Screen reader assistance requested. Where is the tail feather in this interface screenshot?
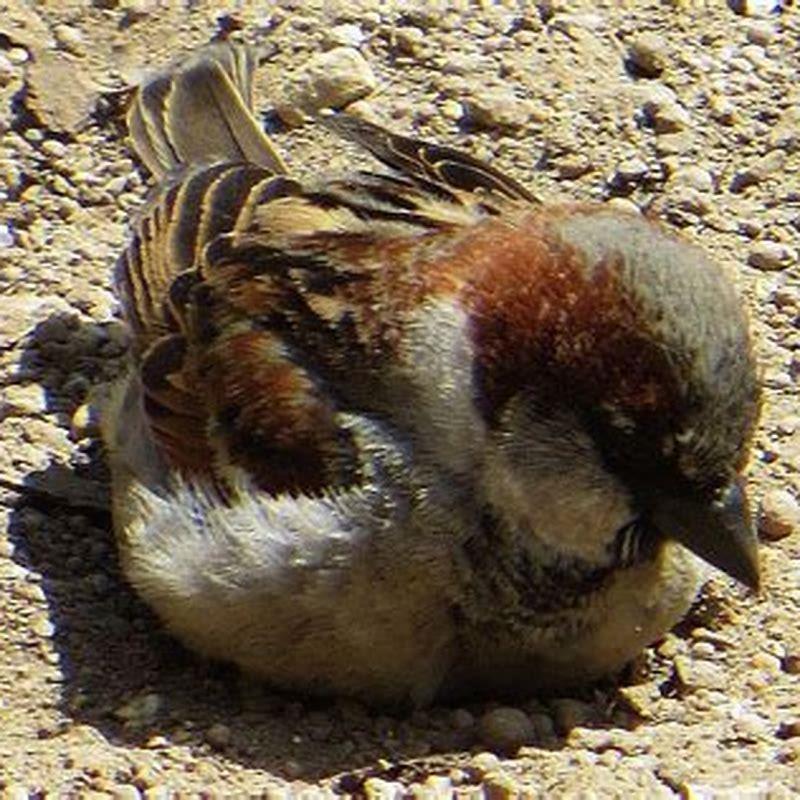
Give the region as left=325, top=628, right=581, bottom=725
left=127, top=43, right=287, bottom=178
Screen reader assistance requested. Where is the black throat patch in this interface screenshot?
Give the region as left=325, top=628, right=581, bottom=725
left=454, top=510, right=661, bottom=633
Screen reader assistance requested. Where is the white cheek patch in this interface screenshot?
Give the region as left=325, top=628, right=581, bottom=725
left=482, top=399, right=636, bottom=565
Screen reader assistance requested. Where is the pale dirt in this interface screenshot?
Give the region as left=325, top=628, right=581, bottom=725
left=0, top=1, right=799, bottom=797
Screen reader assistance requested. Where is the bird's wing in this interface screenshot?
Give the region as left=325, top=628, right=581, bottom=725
left=126, top=42, right=287, bottom=179
left=114, top=42, right=537, bottom=496
left=324, top=114, right=540, bottom=208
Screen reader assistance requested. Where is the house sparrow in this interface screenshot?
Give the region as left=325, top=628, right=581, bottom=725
left=102, top=43, right=761, bottom=707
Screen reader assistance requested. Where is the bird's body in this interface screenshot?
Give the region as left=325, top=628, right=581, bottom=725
left=102, top=44, right=761, bottom=706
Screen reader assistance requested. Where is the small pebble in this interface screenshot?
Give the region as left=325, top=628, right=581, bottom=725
left=31, top=617, right=55, bottom=639
left=777, top=720, right=800, bottom=739
left=550, top=12, right=605, bottom=37
left=733, top=149, right=787, bottom=190
left=627, top=33, right=669, bottom=77
left=204, top=723, right=232, bottom=749
left=555, top=154, right=593, bottom=180
left=263, top=788, right=292, bottom=800
left=144, top=735, right=170, bottom=749
left=614, top=157, right=649, bottom=184
left=482, top=770, right=520, bottom=799
left=782, top=654, right=800, bottom=675
left=730, top=0, right=782, bottom=17
left=739, top=218, right=763, bottom=238
left=7, top=47, right=30, bottom=66
left=278, top=47, right=377, bottom=123
left=54, top=24, right=84, bottom=55
left=528, top=712, right=556, bottom=740
left=759, top=489, right=800, bottom=541
left=740, top=43, right=767, bottom=68
left=440, top=99, right=463, bottom=121
left=2, top=785, right=32, bottom=800
left=392, top=27, right=426, bottom=57
left=665, top=187, right=712, bottom=218
left=440, top=52, right=480, bottom=76
left=0, top=383, right=47, bottom=418
left=654, top=132, right=693, bottom=156
left=419, top=775, right=453, bottom=798
left=106, top=175, right=130, bottom=195
left=463, top=90, right=535, bottom=131
left=748, top=240, right=795, bottom=271
left=112, top=786, right=143, bottom=800
left=674, top=656, right=726, bottom=691
left=550, top=698, right=596, bottom=733
left=449, top=708, right=475, bottom=730
left=746, top=20, right=776, bottom=45
left=143, top=787, right=171, bottom=800
left=616, top=683, right=660, bottom=718
left=751, top=651, right=783, bottom=674
left=667, top=166, right=714, bottom=193
left=769, top=106, right=800, bottom=151
left=636, top=81, right=676, bottom=108
left=690, top=628, right=736, bottom=648
left=709, top=94, right=738, bottom=126
left=605, top=197, right=641, bottom=215
left=25, top=130, right=45, bottom=146
left=470, top=750, right=501, bottom=776
left=479, top=707, right=535, bottom=754
left=645, top=99, right=692, bottom=134
left=114, top=692, right=164, bottom=726
left=324, top=23, right=365, bottom=48
left=363, top=777, right=405, bottom=799
left=121, top=1, right=157, bottom=25
left=690, top=642, right=716, bottom=659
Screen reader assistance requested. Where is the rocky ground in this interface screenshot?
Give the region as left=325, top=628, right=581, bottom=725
left=1, top=1, right=799, bottom=797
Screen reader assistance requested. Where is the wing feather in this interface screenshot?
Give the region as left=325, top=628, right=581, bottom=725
left=324, top=114, right=540, bottom=207
left=127, top=43, right=286, bottom=178
left=113, top=43, right=540, bottom=497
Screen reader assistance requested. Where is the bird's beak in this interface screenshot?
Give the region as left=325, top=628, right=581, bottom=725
left=648, top=480, right=760, bottom=591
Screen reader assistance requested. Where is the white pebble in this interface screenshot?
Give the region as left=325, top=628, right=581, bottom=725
left=614, top=157, right=649, bottom=183
left=0, top=222, right=14, bottom=248
left=730, top=0, right=782, bottom=17
left=759, top=489, right=800, bottom=541
left=668, top=166, right=714, bottom=193
left=463, top=89, right=536, bottom=131
left=627, top=33, right=669, bottom=77
left=280, top=47, right=377, bottom=122
left=674, top=655, right=726, bottom=690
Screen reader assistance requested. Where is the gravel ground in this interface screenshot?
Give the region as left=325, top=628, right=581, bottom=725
left=1, top=1, right=798, bottom=797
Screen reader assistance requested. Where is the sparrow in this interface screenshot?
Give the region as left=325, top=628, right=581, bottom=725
left=102, top=42, right=762, bottom=707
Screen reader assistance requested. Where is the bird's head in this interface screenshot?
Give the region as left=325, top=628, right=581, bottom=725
left=467, top=207, right=761, bottom=587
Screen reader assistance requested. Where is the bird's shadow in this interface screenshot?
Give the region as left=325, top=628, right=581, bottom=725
left=6, top=311, right=672, bottom=788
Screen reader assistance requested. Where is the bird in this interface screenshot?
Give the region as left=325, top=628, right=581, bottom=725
left=101, top=42, right=762, bottom=708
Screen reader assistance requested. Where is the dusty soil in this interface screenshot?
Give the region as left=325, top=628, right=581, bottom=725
left=1, top=1, right=798, bottom=796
